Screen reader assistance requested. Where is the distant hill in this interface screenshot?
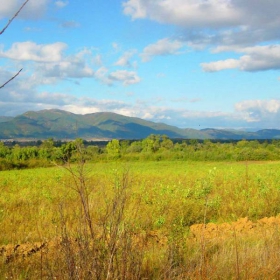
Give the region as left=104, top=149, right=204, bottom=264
left=0, top=109, right=279, bottom=140
left=0, top=116, right=13, bottom=123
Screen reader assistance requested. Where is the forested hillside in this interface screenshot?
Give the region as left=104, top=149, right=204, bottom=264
left=1, top=109, right=280, bottom=140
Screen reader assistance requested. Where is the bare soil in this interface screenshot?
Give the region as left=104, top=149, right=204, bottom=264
left=1, top=216, right=280, bottom=264
left=190, top=216, right=280, bottom=240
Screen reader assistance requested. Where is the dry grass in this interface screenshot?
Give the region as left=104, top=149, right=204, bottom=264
left=1, top=160, right=280, bottom=279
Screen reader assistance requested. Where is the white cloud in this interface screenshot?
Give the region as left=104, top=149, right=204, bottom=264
left=62, top=99, right=129, bottom=115
left=60, top=20, right=80, bottom=29
left=235, top=99, right=280, bottom=123
left=123, top=0, right=147, bottom=19
left=0, top=0, right=49, bottom=20
left=1, top=71, right=280, bottom=129
left=202, top=45, right=280, bottom=72
left=201, top=59, right=240, bottom=72
left=45, top=50, right=92, bottom=77
left=0, top=42, right=97, bottom=80
left=38, top=59, right=94, bottom=79
left=114, top=50, right=137, bottom=67
left=236, top=100, right=280, bottom=114
left=124, top=0, right=280, bottom=72
left=123, top=0, right=280, bottom=33
left=0, top=41, right=141, bottom=86
left=141, top=38, right=184, bottom=62
left=108, top=70, right=141, bottom=85
left=93, top=67, right=141, bottom=86
left=0, top=41, right=67, bottom=62
left=0, top=68, right=73, bottom=103
left=94, top=67, right=112, bottom=85
left=92, top=54, right=102, bottom=67
left=123, top=0, right=240, bottom=28
left=55, top=1, right=69, bottom=8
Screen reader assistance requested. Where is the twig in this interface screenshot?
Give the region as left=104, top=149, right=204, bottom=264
left=0, top=68, right=23, bottom=89
left=0, top=0, right=30, bottom=35
left=0, top=0, right=30, bottom=88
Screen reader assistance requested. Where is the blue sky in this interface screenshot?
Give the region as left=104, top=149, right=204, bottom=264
left=1, top=0, right=280, bottom=130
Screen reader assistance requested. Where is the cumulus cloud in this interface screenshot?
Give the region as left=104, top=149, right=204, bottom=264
left=0, top=68, right=68, bottom=117
left=123, top=0, right=280, bottom=34
left=93, top=67, right=112, bottom=85
left=37, top=59, right=94, bottom=79
left=108, top=70, right=141, bottom=85
left=202, top=45, right=280, bottom=72
left=0, top=41, right=67, bottom=62
left=77, top=66, right=141, bottom=87
left=201, top=59, right=240, bottom=72
left=0, top=73, right=138, bottom=116
left=114, top=50, right=137, bottom=67
left=123, top=0, right=280, bottom=72
left=141, top=38, right=184, bottom=62
left=0, top=41, right=142, bottom=86
left=235, top=99, right=280, bottom=123
left=123, top=0, right=239, bottom=28
left=93, top=54, right=103, bottom=66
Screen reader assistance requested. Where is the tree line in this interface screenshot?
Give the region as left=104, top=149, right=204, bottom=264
left=1, top=135, right=280, bottom=170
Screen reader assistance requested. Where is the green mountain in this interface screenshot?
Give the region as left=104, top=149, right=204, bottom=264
left=0, top=109, right=279, bottom=140
left=0, top=109, right=208, bottom=139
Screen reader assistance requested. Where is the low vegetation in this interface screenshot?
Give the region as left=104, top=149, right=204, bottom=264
left=1, top=137, right=280, bottom=278
left=1, top=135, right=280, bottom=171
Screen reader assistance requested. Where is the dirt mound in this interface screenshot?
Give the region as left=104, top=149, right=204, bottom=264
left=190, top=216, right=280, bottom=240
left=0, top=237, right=69, bottom=264
left=2, top=216, right=280, bottom=264
left=1, top=242, right=47, bottom=264
left=0, top=233, right=165, bottom=264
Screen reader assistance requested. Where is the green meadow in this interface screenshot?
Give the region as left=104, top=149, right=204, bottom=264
left=1, top=160, right=280, bottom=278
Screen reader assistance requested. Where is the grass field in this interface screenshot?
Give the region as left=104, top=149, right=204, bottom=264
left=1, top=160, right=280, bottom=278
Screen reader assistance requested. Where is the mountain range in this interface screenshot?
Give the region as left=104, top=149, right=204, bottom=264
left=0, top=109, right=279, bottom=140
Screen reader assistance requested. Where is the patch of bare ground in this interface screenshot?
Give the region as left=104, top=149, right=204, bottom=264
left=2, top=217, right=280, bottom=279
left=1, top=216, right=280, bottom=263
left=190, top=216, right=280, bottom=240
left=0, top=238, right=61, bottom=264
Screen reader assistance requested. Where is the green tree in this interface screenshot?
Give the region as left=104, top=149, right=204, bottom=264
left=142, top=134, right=160, bottom=153
left=160, top=135, right=174, bottom=150
left=126, top=141, right=142, bottom=153
left=39, top=138, right=55, bottom=160
left=40, top=138, right=55, bottom=149
left=106, top=139, right=121, bottom=159
left=61, top=141, right=78, bottom=162
left=0, top=142, right=10, bottom=158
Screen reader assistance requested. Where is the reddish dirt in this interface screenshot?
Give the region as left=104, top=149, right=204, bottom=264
left=1, top=241, right=47, bottom=264
left=1, top=216, right=280, bottom=264
left=190, top=216, right=280, bottom=240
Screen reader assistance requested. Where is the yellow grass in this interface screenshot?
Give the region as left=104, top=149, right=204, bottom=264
left=1, top=161, right=280, bottom=279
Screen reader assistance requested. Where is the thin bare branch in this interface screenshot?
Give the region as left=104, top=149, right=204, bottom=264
left=0, top=0, right=30, bottom=89
left=0, top=0, right=30, bottom=35
left=0, top=68, right=23, bottom=89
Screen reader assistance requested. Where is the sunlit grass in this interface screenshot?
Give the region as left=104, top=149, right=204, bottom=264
left=1, top=160, right=280, bottom=278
